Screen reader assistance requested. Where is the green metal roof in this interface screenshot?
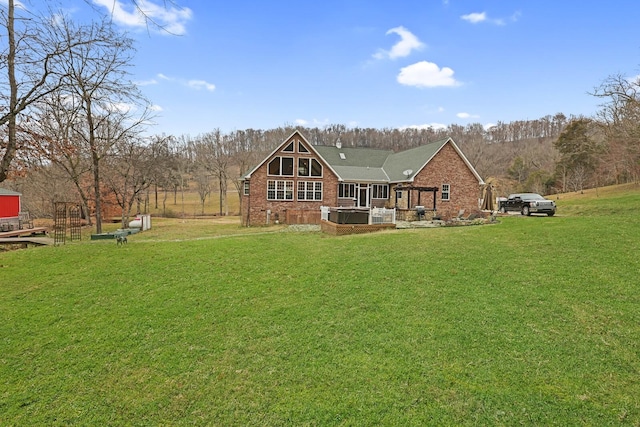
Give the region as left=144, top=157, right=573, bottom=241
left=314, top=138, right=450, bottom=183
left=313, top=145, right=392, bottom=182
left=331, top=165, right=389, bottom=182
left=313, top=145, right=392, bottom=168
left=241, top=130, right=483, bottom=185
left=383, top=138, right=449, bottom=182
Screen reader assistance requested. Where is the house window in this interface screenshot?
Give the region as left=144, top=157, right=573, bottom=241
left=243, top=181, right=250, bottom=196
left=372, top=184, right=389, bottom=199
left=268, top=157, right=294, bottom=176
left=267, top=180, right=294, bottom=200
left=283, top=141, right=294, bottom=152
left=298, top=158, right=322, bottom=177
left=339, top=183, right=355, bottom=198
left=298, top=141, right=309, bottom=153
left=442, top=184, right=450, bottom=201
left=297, top=181, right=322, bottom=201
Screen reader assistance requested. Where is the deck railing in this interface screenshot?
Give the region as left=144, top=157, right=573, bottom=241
left=370, top=207, right=396, bottom=224
left=320, top=206, right=330, bottom=221
left=321, top=206, right=396, bottom=225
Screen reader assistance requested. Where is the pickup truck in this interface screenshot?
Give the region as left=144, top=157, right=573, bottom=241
left=498, top=193, right=556, bottom=216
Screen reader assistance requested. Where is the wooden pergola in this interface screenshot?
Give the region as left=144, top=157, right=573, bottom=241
left=394, top=185, right=439, bottom=211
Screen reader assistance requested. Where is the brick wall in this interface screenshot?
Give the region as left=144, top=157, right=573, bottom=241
left=411, top=142, right=482, bottom=220
left=241, top=136, right=339, bottom=226
left=241, top=136, right=483, bottom=225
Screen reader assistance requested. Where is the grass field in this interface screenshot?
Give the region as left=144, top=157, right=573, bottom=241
left=144, top=187, right=241, bottom=218
left=1, top=184, right=639, bottom=425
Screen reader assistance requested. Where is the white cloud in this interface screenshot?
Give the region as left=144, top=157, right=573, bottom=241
left=484, top=123, right=496, bottom=130
left=92, top=0, right=193, bottom=35
left=151, top=73, right=215, bottom=91
left=461, top=11, right=519, bottom=26
left=150, top=104, right=163, bottom=112
left=98, top=101, right=134, bottom=114
left=188, top=80, right=215, bottom=91
left=461, top=12, right=487, bottom=24
left=135, top=78, right=159, bottom=86
left=295, top=119, right=308, bottom=126
left=373, top=26, right=425, bottom=60
left=397, top=61, right=460, bottom=88
left=457, top=112, right=480, bottom=119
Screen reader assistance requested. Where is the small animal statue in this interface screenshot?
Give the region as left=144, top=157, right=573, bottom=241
left=116, top=235, right=128, bottom=245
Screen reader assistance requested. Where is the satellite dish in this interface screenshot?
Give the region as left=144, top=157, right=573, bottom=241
left=403, top=169, right=413, bottom=177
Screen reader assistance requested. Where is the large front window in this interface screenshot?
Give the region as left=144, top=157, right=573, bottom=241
left=339, top=183, right=355, bottom=198
left=297, top=181, right=322, bottom=201
left=298, top=158, right=322, bottom=177
left=372, top=184, right=389, bottom=199
left=268, top=157, right=294, bottom=176
left=267, top=180, right=294, bottom=200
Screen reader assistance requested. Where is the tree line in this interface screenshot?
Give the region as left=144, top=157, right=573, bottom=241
left=2, top=1, right=639, bottom=232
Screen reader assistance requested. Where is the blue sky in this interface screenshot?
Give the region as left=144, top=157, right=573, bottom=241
left=46, top=1, right=640, bottom=135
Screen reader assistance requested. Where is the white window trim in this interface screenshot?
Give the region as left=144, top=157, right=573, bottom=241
left=267, top=156, right=295, bottom=177
left=282, top=141, right=295, bottom=152
left=267, top=180, right=294, bottom=201
left=338, top=183, right=355, bottom=198
left=441, top=183, right=451, bottom=201
left=297, top=181, right=323, bottom=201
left=372, top=184, right=389, bottom=199
left=243, top=181, right=250, bottom=196
left=297, top=157, right=323, bottom=178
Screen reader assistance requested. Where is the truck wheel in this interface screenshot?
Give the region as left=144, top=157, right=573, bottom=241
left=499, top=206, right=506, bottom=213
left=547, top=211, right=555, bottom=217
left=522, top=206, right=530, bottom=216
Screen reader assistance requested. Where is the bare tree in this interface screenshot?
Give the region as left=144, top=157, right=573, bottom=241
left=193, top=129, right=232, bottom=216
left=56, top=17, right=152, bottom=233
left=229, top=129, right=262, bottom=213
left=192, top=166, right=211, bottom=215
left=103, top=134, right=152, bottom=227
left=147, top=134, right=178, bottom=210
left=28, top=91, right=95, bottom=223
left=592, top=73, right=640, bottom=183
left=0, top=0, right=100, bottom=182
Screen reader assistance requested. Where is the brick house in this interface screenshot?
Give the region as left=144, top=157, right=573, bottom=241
left=240, top=130, right=484, bottom=225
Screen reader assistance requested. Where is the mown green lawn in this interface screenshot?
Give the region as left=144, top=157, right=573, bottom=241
left=1, top=186, right=639, bottom=425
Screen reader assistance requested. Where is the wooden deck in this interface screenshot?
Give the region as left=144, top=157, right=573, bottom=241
left=0, top=236, right=54, bottom=247
left=0, top=227, right=48, bottom=238
left=0, top=227, right=52, bottom=247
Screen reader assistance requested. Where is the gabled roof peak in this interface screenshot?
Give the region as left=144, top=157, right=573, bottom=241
left=241, top=131, right=483, bottom=185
